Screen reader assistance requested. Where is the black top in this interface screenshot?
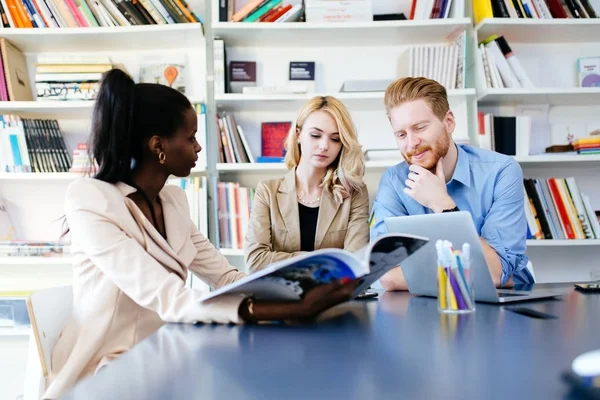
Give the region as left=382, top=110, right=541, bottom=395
left=298, top=203, right=319, bottom=251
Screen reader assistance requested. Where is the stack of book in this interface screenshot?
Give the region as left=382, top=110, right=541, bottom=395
left=573, top=136, right=600, bottom=155
left=0, top=115, right=72, bottom=174
left=69, top=143, right=97, bottom=174
left=35, top=57, right=113, bottom=102
left=0, top=0, right=201, bottom=27
left=524, top=177, right=600, bottom=240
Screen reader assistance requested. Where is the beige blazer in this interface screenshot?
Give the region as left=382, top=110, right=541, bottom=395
left=244, top=168, right=370, bottom=273
left=44, top=178, right=246, bottom=399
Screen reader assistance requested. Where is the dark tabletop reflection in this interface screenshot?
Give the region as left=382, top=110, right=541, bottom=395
left=63, top=286, right=600, bottom=400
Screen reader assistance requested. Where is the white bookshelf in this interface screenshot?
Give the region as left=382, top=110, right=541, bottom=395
left=215, top=89, right=476, bottom=111
left=0, top=327, right=30, bottom=337
left=212, top=19, right=472, bottom=47
left=514, top=154, right=600, bottom=164
left=0, top=24, right=205, bottom=52
left=0, top=172, right=86, bottom=181
left=0, top=101, right=94, bottom=118
left=475, top=18, right=600, bottom=43
left=527, top=240, right=600, bottom=247
left=478, top=88, right=600, bottom=106
left=0, top=257, right=72, bottom=265
left=219, top=248, right=244, bottom=257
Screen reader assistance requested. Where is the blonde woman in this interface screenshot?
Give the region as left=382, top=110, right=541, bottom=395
left=245, top=96, right=369, bottom=273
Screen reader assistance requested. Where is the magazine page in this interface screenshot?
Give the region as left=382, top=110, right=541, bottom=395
left=353, top=234, right=429, bottom=296
left=199, top=249, right=366, bottom=302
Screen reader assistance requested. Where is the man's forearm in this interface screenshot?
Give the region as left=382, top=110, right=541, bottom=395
left=479, top=238, right=513, bottom=288
left=380, top=267, right=409, bottom=291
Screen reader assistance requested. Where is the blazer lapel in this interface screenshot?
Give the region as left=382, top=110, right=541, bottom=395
left=314, top=187, right=341, bottom=249
left=117, top=182, right=187, bottom=280
left=159, top=189, right=189, bottom=255
left=277, top=168, right=301, bottom=250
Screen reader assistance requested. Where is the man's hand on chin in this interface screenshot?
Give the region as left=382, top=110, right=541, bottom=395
left=404, top=158, right=455, bottom=213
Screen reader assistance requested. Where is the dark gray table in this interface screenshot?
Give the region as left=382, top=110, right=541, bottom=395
left=62, top=284, right=600, bottom=400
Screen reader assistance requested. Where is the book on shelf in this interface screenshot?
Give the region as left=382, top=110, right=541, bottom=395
left=227, top=0, right=302, bottom=22
left=193, top=103, right=208, bottom=169
left=477, top=35, right=534, bottom=91
left=199, top=233, right=428, bottom=302
left=167, top=176, right=209, bottom=237
left=216, top=111, right=254, bottom=163
left=262, top=121, right=291, bottom=158
left=477, top=112, right=531, bottom=156
left=396, top=29, right=467, bottom=90
left=0, top=115, right=72, bottom=174
left=0, top=0, right=201, bottom=27
left=409, top=0, right=455, bottom=19
left=524, top=177, right=600, bottom=241
left=472, top=0, right=598, bottom=21
left=216, top=181, right=255, bottom=250
left=577, top=57, right=600, bottom=88
left=229, top=61, right=256, bottom=94
left=0, top=39, right=33, bottom=102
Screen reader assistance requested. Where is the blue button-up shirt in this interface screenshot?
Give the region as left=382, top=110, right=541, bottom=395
left=370, top=144, right=532, bottom=285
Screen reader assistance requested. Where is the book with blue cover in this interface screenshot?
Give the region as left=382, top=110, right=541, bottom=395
left=200, top=233, right=429, bottom=302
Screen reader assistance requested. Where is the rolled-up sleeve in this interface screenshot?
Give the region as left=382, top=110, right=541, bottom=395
left=370, top=168, right=408, bottom=241
left=480, top=160, right=532, bottom=285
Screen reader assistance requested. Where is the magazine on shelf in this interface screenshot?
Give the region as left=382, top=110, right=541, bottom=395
left=200, top=233, right=429, bottom=302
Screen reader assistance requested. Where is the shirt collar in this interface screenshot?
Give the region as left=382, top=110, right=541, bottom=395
left=449, top=144, right=471, bottom=188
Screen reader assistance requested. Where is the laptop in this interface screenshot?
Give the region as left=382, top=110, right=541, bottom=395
left=384, top=211, right=564, bottom=303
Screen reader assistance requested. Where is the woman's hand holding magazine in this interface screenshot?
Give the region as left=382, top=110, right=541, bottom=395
left=205, top=233, right=429, bottom=323
left=238, top=279, right=361, bottom=323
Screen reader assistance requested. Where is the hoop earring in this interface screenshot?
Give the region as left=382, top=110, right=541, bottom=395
left=158, top=152, right=166, bottom=164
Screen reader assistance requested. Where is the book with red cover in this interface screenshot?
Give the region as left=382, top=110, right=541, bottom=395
left=261, top=121, right=291, bottom=157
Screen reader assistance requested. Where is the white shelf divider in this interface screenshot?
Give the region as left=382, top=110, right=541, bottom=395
left=0, top=172, right=86, bottom=181
left=0, top=24, right=205, bottom=52
left=0, top=257, right=72, bottom=265
left=478, top=88, right=600, bottom=106
left=215, top=89, right=476, bottom=111
left=0, top=169, right=207, bottom=182
left=0, top=101, right=94, bottom=118
left=219, top=248, right=244, bottom=256
left=475, top=18, right=600, bottom=43
left=515, top=154, right=600, bottom=165
left=0, top=327, right=30, bottom=337
left=213, top=19, right=471, bottom=47
left=527, top=239, right=600, bottom=247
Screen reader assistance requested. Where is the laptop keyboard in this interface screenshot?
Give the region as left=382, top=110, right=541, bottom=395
left=497, top=292, right=529, bottom=297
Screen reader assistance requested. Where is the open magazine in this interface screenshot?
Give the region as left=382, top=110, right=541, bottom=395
left=199, top=233, right=429, bottom=302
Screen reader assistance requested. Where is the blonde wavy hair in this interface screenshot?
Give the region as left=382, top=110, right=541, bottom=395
left=284, top=96, right=365, bottom=203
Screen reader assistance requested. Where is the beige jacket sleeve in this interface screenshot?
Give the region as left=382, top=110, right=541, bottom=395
left=189, top=226, right=247, bottom=288
left=244, top=181, right=304, bottom=273
left=65, top=180, right=244, bottom=324
left=343, top=183, right=370, bottom=253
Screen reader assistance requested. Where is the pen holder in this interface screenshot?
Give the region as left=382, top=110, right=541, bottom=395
left=437, top=241, right=475, bottom=314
